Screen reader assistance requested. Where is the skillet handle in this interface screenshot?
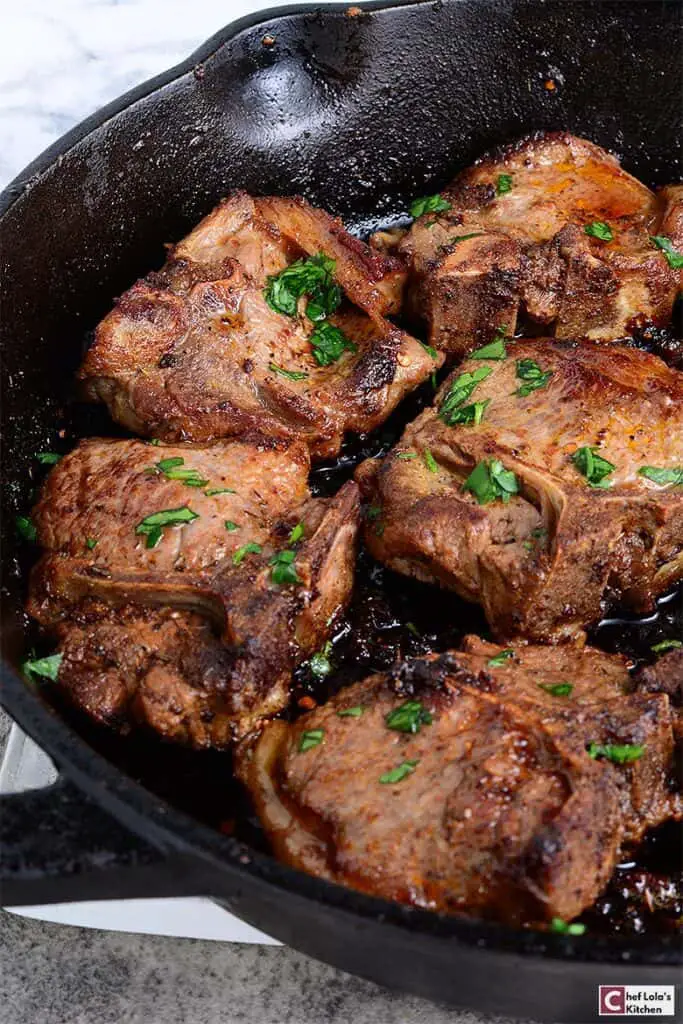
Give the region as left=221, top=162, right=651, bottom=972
left=0, top=776, right=204, bottom=906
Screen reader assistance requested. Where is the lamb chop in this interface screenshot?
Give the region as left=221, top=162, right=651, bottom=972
left=236, top=640, right=680, bottom=925
left=27, top=436, right=359, bottom=745
left=399, top=133, right=683, bottom=358
left=356, top=339, right=683, bottom=642
left=79, top=193, right=436, bottom=459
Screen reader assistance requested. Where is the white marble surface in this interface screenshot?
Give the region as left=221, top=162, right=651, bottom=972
left=0, top=0, right=336, bottom=189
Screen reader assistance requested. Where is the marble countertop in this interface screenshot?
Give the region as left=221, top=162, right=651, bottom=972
left=0, top=4, right=519, bottom=1022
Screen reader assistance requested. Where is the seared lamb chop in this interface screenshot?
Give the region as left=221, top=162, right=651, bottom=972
left=236, top=640, right=680, bottom=925
left=399, top=133, right=683, bottom=357
left=28, top=436, right=359, bottom=744
left=79, top=193, right=435, bottom=459
left=356, top=339, right=683, bottom=642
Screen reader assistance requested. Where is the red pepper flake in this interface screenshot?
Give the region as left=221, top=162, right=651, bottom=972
left=298, top=695, right=317, bottom=711
left=346, top=5, right=364, bottom=15
left=262, top=34, right=276, bottom=47
left=544, top=79, right=556, bottom=91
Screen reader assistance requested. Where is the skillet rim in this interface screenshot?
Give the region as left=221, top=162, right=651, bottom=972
left=0, top=0, right=680, bottom=967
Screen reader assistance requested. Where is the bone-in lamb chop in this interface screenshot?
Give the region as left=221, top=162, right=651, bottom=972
left=236, top=640, right=680, bottom=926
left=27, top=435, right=359, bottom=746
left=356, top=338, right=683, bottom=642
left=398, top=133, right=683, bottom=357
left=79, top=193, right=438, bottom=459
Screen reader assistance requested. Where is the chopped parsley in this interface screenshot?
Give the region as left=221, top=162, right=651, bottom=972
left=379, top=759, right=419, bottom=784
left=269, top=548, right=301, bottom=585
left=539, top=682, right=573, bottom=697
left=337, top=706, right=364, bottom=718
left=299, top=728, right=325, bottom=752
left=309, top=642, right=333, bottom=678
left=651, top=640, right=682, bottom=654
left=584, top=221, right=613, bottom=242
left=147, top=456, right=208, bottom=489
left=288, top=522, right=305, bottom=545
left=463, top=459, right=519, bottom=505
left=135, top=506, right=199, bottom=548
left=16, top=515, right=37, bottom=542
left=385, top=700, right=433, bottom=734
left=310, top=321, right=357, bottom=366
left=439, top=366, right=492, bottom=425
left=23, top=653, right=63, bottom=682
left=269, top=363, right=309, bottom=381
left=515, top=358, right=553, bottom=397
left=496, top=174, right=513, bottom=195
left=550, top=918, right=586, bottom=936
left=410, top=194, right=451, bottom=219
left=36, top=452, right=62, bottom=465
left=397, top=452, right=418, bottom=460
left=471, top=328, right=508, bottom=361
left=421, top=342, right=439, bottom=361
left=85, top=537, right=98, bottom=550
left=205, top=487, right=236, bottom=496
left=650, top=235, right=683, bottom=270
left=571, top=447, right=615, bottom=489
left=638, top=466, right=683, bottom=487
left=587, top=742, right=645, bottom=765
left=488, top=649, right=515, bottom=668
left=446, top=399, right=490, bottom=427
left=225, top=521, right=239, bottom=532
left=265, top=253, right=341, bottom=320
left=423, top=449, right=438, bottom=474
left=444, top=232, right=484, bottom=248
left=232, top=541, right=262, bottom=566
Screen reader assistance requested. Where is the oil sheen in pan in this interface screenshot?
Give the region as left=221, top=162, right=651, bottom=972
left=34, top=351, right=682, bottom=940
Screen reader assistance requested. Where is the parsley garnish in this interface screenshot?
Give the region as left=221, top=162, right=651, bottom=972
left=488, top=649, right=514, bottom=667
left=288, top=522, right=304, bottom=545
left=379, top=759, right=419, bottom=784
left=225, top=521, right=239, bottom=532
left=397, top=452, right=418, bottom=460
left=651, top=640, right=682, bottom=654
left=309, top=642, right=333, bottom=678
left=205, top=487, right=236, bottom=496
left=16, top=515, right=37, bottom=542
left=299, top=728, right=325, bottom=752
left=385, top=700, right=433, bottom=734
left=232, top=541, right=262, bottom=566
left=423, top=449, right=438, bottom=474
left=496, top=174, right=513, bottom=195
left=539, top=682, right=573, bottom=697
left=471, top=328, right=508, bottom=361
left=269, top=363, right=309, bottom=381
left=439, top=366, right=492, bottom=425
left=337, top=706, right=364, bottom=718
left=584, top=221, right=613, bottom=242
left=463, top=459, right=519, bottom=505
left=36, top=452, right=61, bottom=465
left=85, top=537, right=98, bottom=550
left=571, top=447, right=615, bottom=489
left=550, top=918, right=586, bottom=936
left=650, top=235, right=683, bottom=270
left=265, top=253, right=341, bottom=319
left=587, top=742, right=645, bottom=764
left=447, top=399, right=490, bottom=426
left=444, top=232, right=484, bottom=248
left=309, top=321, right=357, bottom=366
left=638, top=466, right=683, bottom=487
left=410, top=194, right=451, bottom=219
left=135, top=506, right=199, bottom=548
left=147, top=456, right=208, bottom=489
left=515, top=358, right=553, bottom=397
left=269, top=548, right=301, bottom=585
left=23, top=653, right=63, bottom=682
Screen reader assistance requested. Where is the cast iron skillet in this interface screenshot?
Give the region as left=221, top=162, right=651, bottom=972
left=1, top=2, right=681, bottom=1020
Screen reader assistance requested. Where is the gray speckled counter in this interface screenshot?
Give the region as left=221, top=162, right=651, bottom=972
left=0, top=709, right=521, bottom=1024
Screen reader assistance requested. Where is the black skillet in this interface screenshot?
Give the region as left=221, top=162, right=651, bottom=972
left=1, top=2, right=682, bottom=1020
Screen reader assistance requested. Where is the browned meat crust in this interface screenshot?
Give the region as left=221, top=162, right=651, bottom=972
left=399, top=133, right=682, bottom=356
left=28, top=436, right=359, bottom=745
left=79, top=193, right=434, bottom=459
left=236, top=640, right=680, bottom=924
left=356, top=340, right=683, bottom=641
